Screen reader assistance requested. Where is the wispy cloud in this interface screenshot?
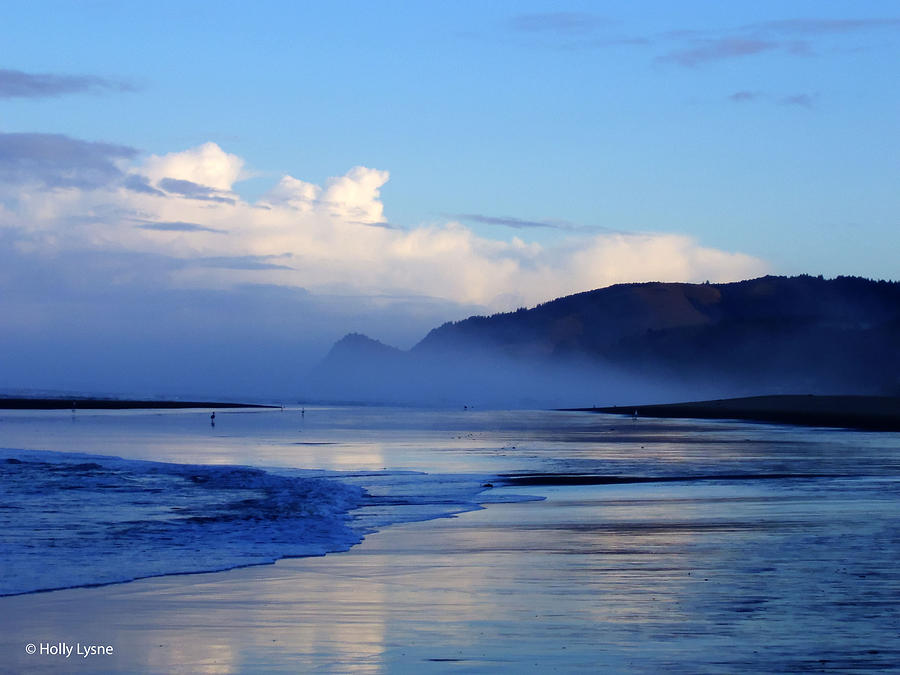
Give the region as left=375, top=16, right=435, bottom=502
left=661, top=38, right=782, bottom=67
left=506, top=12, right=647, bottom=49
left=509, top=12, right=609, bottom=35
left=780, top=93, right=817, bottom=108
left=137, top=221, right=225, bottom=234
left=453, top=213, right=615, bottom=234
left=348, top=220, right=407, bottom=230
left=726, top=90, right=818, bottom=109
left=189, top=256, right=295, bottom=271
left=158, top=178, right=236, bottom=204
left=728, top=90, right=762, bottom=103
left=750, top=17, right=900, bottom=36
left=0, top=68, right=135, bottom=99
left=658, top=15, right=900, bottom=66
left=505, top=12, right=900, bottom=67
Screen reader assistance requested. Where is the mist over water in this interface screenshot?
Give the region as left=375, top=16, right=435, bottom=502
left=304, top=347, right=693, bottom=409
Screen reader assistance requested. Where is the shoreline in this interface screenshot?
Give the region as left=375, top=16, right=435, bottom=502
left=565, top=394, right=900, bottom=431
left=0, top=397, right=276, bottom=410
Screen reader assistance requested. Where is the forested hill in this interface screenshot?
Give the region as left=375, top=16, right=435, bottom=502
left=307, top=276, right=900, bottom=405
left=409, top=275, right=900, bottom=395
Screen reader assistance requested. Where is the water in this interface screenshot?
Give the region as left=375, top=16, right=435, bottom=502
left=0, top=407, right=550, bottom=596
left=1, top=406, right=900, bottom=671
left=0, top=452, right=368, bottom=595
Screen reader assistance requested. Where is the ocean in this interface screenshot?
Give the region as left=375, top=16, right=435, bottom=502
left=2, top=406, right=899, bottom=670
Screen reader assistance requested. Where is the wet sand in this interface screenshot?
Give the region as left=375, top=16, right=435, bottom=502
left=577, top=395, right=900, bottom=431
left=3, top=478, right=898, bottom=674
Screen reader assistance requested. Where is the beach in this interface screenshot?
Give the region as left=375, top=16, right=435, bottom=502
left=1, top=407, right=899, bottom=672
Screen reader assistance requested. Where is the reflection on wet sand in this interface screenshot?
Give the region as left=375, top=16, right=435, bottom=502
left=2, top=475, right=899, bottom=672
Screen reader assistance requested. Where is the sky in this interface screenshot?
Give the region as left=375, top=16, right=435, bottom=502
left=1, top=1, right=898, bottom=398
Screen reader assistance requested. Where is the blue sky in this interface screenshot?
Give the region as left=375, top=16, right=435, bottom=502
left=1, top=1, right=898, bottom=395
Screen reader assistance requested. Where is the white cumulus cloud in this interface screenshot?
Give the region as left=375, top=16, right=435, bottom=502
left=0, top=140, right=769, bottom=311
left=139, top=142, right=244, bottom=192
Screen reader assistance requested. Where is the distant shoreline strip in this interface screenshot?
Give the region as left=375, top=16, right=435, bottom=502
left=498, top=472, right=848, bottom=487
left=0, top=398, right=276, bottom=410
left=563, top=395, right=900, bottom=432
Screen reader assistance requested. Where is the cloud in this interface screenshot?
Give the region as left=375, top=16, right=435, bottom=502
left=0, top=68, right=135, bottom=99
left=509, top=12, right=609, bottom=35
left=189, top=255, right=295, bottom=271
left=750, top=18, right=900, bottom=36
left=452, top=213, right=613, bottom=233
left=661, top=38, right=780, bottom=67
left=0, top=132, right=136, bottom=189
left=321, top=166, right=390, bottom=224
left=780, top=93, right=817, bottom=108
left=158, top=178, right=236, bottom=204
left=503, top=12, right=900, bottom=65
left=137, top=221, right=225, bottom=233
left=260, top=166, right=390, bottom=225
left=141, top=142, right=244, bottom=192
left=658, top=15, right=900, bottom=67
left=0, top=138, right=769, bottom=312
left=727, top=90, right=816, bottom=108
left=728, top=90, right=761, bottom=103
left=505, top=12, right=647, bottom=50
left=123, top=174, right=166, bottom=196
left=347, top=220, right=406, bottom=230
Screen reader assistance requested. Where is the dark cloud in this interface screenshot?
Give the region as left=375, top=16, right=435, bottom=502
left=0, top=132, right=136, bottom=189
left=158, top=178, right=235, bottom=204
left=453, top=213, right=614, bottom=233
left=123, top=174, right=166, bottom=196
left=728, top=90, right=761, bottom=103
left=0, top=68, right=135, bottom=99
left=138, top=221, right=225, bottom=234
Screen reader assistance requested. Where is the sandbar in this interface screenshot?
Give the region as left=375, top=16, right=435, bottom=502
left=571, top=394, right=900, bottom=431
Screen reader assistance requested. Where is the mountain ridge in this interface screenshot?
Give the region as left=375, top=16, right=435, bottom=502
left=304, top=275, right=900, bottom=406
